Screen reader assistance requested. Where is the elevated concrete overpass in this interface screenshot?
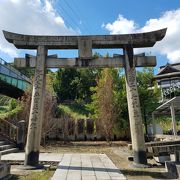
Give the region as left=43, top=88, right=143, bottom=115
left=0, top=58, right=31, bottom=98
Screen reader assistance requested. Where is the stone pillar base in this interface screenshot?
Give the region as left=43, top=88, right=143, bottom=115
left=19, top=164, right=44, bottom=170
left=0, top=163, right=10, bottom=179
left=133, top=150, right=147, bottom=165
left=24, top=151, right=39, bottom=167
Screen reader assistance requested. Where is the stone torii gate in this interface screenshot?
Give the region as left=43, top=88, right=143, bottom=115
left=3, top=29, right=166, bottom=167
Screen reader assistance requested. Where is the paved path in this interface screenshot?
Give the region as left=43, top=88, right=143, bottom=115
left=52, top=154, right=126, bottom=180
left=1, top=152, right=63, bottom=162
left=2, top=153, right=126, bottom=179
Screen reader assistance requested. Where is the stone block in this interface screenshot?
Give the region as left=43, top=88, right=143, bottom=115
left=165, top=161, right=178, bottom=179
left=0, top=163, right=10, bottom=179
left=78, top=37, right=92, bottom=60
left=153, top=155, right=170, bottom=163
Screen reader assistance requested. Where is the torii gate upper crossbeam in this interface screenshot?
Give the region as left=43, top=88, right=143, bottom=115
left=3, top=29, right=166, bottom=49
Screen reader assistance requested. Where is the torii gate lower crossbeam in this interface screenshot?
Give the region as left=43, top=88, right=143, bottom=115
left=3, top=29, right=167, bottom=168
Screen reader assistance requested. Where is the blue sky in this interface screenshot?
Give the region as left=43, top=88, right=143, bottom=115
left=57, top=0, right=179, bottom=35
left=0, top=0, right=180, bottom=73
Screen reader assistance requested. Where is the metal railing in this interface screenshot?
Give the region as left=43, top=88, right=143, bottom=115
left=0, top=119, right=18, bottom=143
left=0, top=57, right=31, bottom=83
left=0, top=73, right=30, bottom=91
left=0, top=57, right=31, bottom=91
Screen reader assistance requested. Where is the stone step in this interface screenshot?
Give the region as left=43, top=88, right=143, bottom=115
left=0, top=148, right=19, bottom=155
left=0, top=144, right=14, bottom=151
left=0, top=141, right=6, bottom=146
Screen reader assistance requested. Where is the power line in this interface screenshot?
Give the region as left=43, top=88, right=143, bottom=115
left=55, top=1, right=85, bottom=33
left=63, top=0, right=91, bottom=33
left=69, top=0, right=96, bottom=34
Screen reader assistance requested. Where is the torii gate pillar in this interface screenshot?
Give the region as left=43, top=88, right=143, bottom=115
left=124, top=46, right=147, bottom=166
left=24, top=46, right=47, bottom=166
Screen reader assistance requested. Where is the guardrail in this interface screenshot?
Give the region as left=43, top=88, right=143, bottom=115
left=0, top=73, right=30, bottom=91
left=0, top=57, right=31, bottom=83
left=0, top=119, right=18, bottom=143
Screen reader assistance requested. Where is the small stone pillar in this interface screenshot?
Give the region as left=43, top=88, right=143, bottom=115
left=24, top=46, right=47, bottom=167
left=152, top=113, right=156, bottom=135
left=170, top=103, right=177, bottom=136
left=17, top=120, right=26, bottom=150
left=124, top=46, right=147, bottom=166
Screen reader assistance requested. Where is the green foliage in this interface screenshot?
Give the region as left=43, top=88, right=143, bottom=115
left=53, top=68, right=97, bottom=103
left=0, top=106, right=9, bottom=113
left=88, top=68, right=130, bottom=137
left=58, top=102, right=91, bottom=120
left=93, top=52, right=102, bottom=59
left=53, top=68, right=80, bottom=102
left=89, top=67, right=162, bottom=138
left=0, top=95, right=20, bottom=119
left=0, top=105, right=21, bottom=120
left=9, top=98, right=18, bottom=111
left=89, top=68, right=117, bottom=141
left=0, top=95, right=12, bottom=106
left=136, top=68, right=160, bottom=126
left=46, top=71, right=56, bottom=95
left=17, top=68, right=35, bottom=78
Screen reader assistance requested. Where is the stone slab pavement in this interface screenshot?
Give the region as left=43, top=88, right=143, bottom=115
left=2, top=153, right=126, bottom=179
left=52, top=153, right=126, bottom=180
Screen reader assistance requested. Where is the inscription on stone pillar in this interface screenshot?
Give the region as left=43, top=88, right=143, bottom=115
left=124, top=46, right=147, bottom=165
left=24, top=46, right=47, bottom=166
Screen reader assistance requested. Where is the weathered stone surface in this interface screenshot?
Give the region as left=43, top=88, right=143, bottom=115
left=3, top=29, right=167, bottom=49
left=124, top=46, right=147, bottom=165
left=17, top=120, right=26, bottom=150
left=0, top=163, right=10, bottom=179
left=24, top=46, right=47, bottom=166
left=129, top=140, right=180, bottom=150
left=51, top=154, right=126, bottom=180
left=165, top=161, right=178, bottom=179
left=78, top=37, right=92, bottom=59
left=14, top=55, right=156, bottom=68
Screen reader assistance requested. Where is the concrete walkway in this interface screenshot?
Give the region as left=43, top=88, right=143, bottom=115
left=2, top=153, right=126, bottom=179
left=1, top=152, right=63, bottom=162
left=52, top=154, right=126, bottom=180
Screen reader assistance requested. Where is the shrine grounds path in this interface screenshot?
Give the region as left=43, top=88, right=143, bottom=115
left=9, top=141, right=169, bottom=180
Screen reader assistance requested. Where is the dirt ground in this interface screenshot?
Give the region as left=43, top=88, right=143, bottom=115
left=41, top=141, right=169, bottom=180
left=10, top=141, right=170, bottom=180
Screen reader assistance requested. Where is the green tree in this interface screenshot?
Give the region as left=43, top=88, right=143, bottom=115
left=91, top=68, right=116, bottom=143
left=53, top=68, right=97, bottom=103
left=136, top=67, right=160, bottom=133
left=53, top=68, right=80, bottom=102
left=113, top=70, right=130, bottom=139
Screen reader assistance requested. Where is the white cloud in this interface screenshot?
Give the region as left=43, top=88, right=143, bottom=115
left=103, top=9, right=180, bottom=63
left=103, top=15, right=138, bottom=34
left=10, top=0, right=20, bottom=3
left=0, top=0, right=77, bottom=58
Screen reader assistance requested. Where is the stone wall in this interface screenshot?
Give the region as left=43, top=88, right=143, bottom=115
left=47, top=118, right=121, bottom=141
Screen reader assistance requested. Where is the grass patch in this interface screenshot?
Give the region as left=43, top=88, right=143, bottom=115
left=58, top=102, right=91, bottom=120
left=0, top=105, right=9, bottom=114
left=155, top=116, right=180, bottom=133
left=0, top=105, right=21, bottom=119
left=10, top=170, right=54, bottom=180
